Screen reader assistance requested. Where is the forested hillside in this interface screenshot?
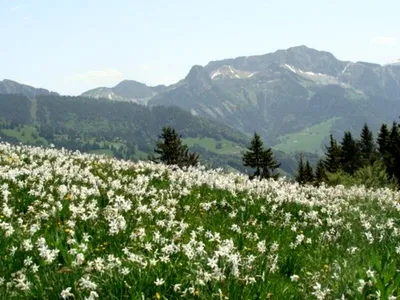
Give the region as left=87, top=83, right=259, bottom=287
left=0, top=94, right=307, bottom=175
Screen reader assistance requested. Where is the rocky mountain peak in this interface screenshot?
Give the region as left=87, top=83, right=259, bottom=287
left=185, top=65, right=212, bottom=88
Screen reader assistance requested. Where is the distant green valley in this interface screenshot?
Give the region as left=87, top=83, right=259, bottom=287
left=0, top=94, right=307, bottom=176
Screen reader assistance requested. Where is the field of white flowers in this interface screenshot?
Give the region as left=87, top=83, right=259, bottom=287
left=1, top=143, right=400, bottom=299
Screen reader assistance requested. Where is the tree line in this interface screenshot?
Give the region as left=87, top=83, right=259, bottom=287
left=296, top=121, right=400, bottom=188
left=156, top=120, right=400, bottom=190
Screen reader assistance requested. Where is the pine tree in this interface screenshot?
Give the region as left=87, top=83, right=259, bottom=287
left=295, top=154, right=306, bottom=184
left=243, top=132, right=265, bottom=179
left=153, top=126, right=199, bottom=168
left=340, top=131, right=362, bottom=175
left=304, top=160, right=314, bottom=183
left=377, top=123, right=392, bottom=179
left=377, top=123, right=390, bottom=156
left=314, top=159, right=327, bottom=186
left=388, top=122, right=400, bottom=182
left=324, top=135, right=342, bottom=173
left=359, top=123, right=376, bottom=165
left=296, top=154, right=314, bottom=185
left=243, top=132, right=280, bottom=180
left=260, top=148, right=280, bottom=180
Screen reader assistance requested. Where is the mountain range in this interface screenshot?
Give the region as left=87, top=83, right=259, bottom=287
left=1, top=46, right=400, bottom=155
left=82, top=46, right=400, bottom=154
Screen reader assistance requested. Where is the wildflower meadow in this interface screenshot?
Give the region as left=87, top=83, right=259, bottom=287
left=1, top=142, right=400, bottom=299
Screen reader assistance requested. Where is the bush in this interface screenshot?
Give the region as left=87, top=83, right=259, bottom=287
left=353, top=161, right=397, bottom=189
left=326, top=161, right=397, bottom=189
left=326, top=171, right=355, bottom=187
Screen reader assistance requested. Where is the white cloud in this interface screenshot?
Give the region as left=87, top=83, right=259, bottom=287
left=370, top=36, right=398, bottom=46
left=69, top=68, right=124, bottom=82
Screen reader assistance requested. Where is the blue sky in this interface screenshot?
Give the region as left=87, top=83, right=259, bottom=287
left=0, top=0, right=399, bottom=95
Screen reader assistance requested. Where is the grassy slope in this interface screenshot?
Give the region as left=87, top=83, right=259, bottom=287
left=1, top=126, right=48, bottom=145
left=273, top=118, right=337, bottom=155
left=183, top=137, right=245, bottom=155
left=88, top=149, right=114, bottom=157
left=1, top=144, right=400, bottom=299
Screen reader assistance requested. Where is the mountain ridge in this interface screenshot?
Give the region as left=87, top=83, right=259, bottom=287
left=81, top=79, right=167, bottom=103
left=3, top=45, right=400, bottom=154
left=0, top=79, right=58, bottom=98
left=148, top=45, right=400, bottom=152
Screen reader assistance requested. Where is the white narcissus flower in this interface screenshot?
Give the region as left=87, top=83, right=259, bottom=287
left=121, top=267, right=130, bottom=275
left=173, top=284, right=182, bottom=292
left=1, top=139, right=400, bottom=299
left=60, top=287, right=74, bottom=299
left=366, top=268, right=375, bottom=278
left=290, top=274, right=299, bottom=282
left=85, top=291, right=99, bottom=300
left=79, top=276, right=97, bottom=290
left=154, top=278, right=165, bottom=286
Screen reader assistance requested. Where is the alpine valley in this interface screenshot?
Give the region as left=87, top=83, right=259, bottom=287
left=1, top=45, right=400, bottom=175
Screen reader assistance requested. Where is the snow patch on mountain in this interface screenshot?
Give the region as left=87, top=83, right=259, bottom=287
left=385, top=59, right=400, bottom=66
left=342, top=62, right=352, bottom=75
left=304, top=71, right=329, bottom=77
left=210, top=65, right=253, bottom=80
left=281, top=64, right=335, bottom=81
left=282, top=64, right=297, bottom=73
left=211, top=71, right=222, bottom=79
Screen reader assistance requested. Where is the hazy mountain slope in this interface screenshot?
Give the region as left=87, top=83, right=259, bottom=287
left=205, top=45, right=348, bottom=76
left=149, top=46, right=400, bottom=150
left=0, top=79, right=58, bottom=98
left=81, top=80, right=166, bottom=103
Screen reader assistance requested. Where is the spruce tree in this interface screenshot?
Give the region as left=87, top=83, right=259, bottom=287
left=340, top=131, right=362, bottom=175
left=314, top=159, right=327, bottom=186
left=243, top=132, right=280, bottom=180
left=296, top=154, right=314, bottom=185
left=324, top=135, right=342, bottom=173
left=377, top=123, right=390, bottom=156
left=243, top=132, right=265, bottom=179
left=181, top=148, right=201, bottom=168
left=377, top=123, right=392, bottom=177
left=359, top=123, right=376, bottom=165
left=304, top=160, right=314, bottom=183
left=260, top=147, right=280, bottom=180
left=153, top=126, right=199, bottom=168
left=388, top=122, right=400, bottom=182
left=295, top=154, right=306, bottom=184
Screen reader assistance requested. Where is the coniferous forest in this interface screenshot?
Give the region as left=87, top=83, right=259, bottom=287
left=295, top=121, right=400, bottom=189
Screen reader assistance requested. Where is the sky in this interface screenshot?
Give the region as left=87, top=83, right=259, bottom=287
left=0, top=0, right=399, bottom=95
